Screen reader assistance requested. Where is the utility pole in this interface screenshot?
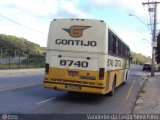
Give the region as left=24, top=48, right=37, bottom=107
left=142, top=1, right=160, bottom=76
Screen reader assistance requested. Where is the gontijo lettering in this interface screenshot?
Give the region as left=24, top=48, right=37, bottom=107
left=55, top=39, right=97, bottom=47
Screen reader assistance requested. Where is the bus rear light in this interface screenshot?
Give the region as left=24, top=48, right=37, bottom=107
left=99, top=68, right=105, bottom=80
left=45, top=63, right=49, bottom=74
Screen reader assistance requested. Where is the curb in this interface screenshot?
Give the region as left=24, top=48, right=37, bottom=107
left=131, top=75, right=148, bottom=113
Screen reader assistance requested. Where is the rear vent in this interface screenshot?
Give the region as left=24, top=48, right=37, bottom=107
left=99, top=68, right=105, bottom=80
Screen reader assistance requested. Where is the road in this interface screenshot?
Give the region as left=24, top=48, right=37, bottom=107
left=0, top=65, right=150, bottom=115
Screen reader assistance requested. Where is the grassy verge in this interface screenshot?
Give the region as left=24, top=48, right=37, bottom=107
left=0, top=63, right=44, bottom=70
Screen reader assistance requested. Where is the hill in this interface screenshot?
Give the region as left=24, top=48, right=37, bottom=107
left=131, top=52, right=150, bottom=65
left=0, top=34, right=45, bottom=57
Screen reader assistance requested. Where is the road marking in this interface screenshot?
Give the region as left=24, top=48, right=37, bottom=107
left=126, top=80, right=136, bottom=99
left=36, top=97, right=56, bottom=105
left=0, top=83, right=41, bottom=92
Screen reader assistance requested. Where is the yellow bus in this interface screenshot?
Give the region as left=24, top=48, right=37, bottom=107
left=43, top=19, right=131, bottom=95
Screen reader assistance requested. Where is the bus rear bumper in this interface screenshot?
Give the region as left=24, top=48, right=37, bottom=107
left=43, top=81, right=106, bottom=95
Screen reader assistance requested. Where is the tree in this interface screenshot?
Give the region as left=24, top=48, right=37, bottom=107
left=131, top=52, right=150, bottom=64
left=0, top=34, right=45, bottom=57
left=156, top=32, right=160, bottom=63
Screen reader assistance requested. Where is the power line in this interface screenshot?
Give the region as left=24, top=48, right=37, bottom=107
left=0, top=14, right=47, bottom=35
left=141, top=0, right=151, bottom=30
left=129, top=13, right=151, bottom=30
left=148, top=0, right=154, bottom=31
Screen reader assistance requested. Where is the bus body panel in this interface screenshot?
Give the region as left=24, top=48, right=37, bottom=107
left=44, top=81, right=106, bottom=94
left=49, top=51, right=99, bottom=71
left=44, top=19, right=130, bottom=95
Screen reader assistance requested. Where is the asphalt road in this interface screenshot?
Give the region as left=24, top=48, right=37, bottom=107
left=0, top=65, right=149, bottom=114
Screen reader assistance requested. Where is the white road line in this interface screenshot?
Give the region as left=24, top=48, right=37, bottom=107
left=36, top=97, right=56, bottom=105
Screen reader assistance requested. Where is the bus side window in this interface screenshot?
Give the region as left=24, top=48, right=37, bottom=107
left=108, top=31, right=113, bottom=53
left=112, top=35, right=116, bottom=54
left=124, top=46, right=126, bottom=57
left=116, top=38, right=118, bottom=55
left=118, top=40, right=121, bottom=56
left=121, top=44, right=124, bottom=57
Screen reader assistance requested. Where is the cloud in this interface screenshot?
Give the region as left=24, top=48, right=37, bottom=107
left=119, top=30, right=152, bottom=56
left=0, top=0, right=58, bottom=17
left=0, top=0, right=92, bottom=47
left=0, top=16, right=48, bottom=46
left=91, top=0, right=160, bottom=26
left=91, top=0, right=145, bottom=16
left=0, top=0, right=52, bottom=46
left=57, top=0, right=93, bottom=18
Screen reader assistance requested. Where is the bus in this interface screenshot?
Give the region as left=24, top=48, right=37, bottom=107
left=43, top=19, right=131, bottom=95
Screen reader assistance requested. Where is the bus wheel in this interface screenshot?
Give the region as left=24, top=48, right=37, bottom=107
left=108, top=79, right=116, bottom=96
left=122, top=72, right=128, bottom=85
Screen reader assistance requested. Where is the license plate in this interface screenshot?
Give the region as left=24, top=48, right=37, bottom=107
left=66, top=85, right=81, bottom=89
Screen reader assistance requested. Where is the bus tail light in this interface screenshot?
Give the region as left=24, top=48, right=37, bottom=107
left=99, top=68, right=105, bottom=80
left=45, top=63, right=49, bottom=74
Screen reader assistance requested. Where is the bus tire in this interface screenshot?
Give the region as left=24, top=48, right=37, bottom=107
left=108, top=78, right=116, bottom=96
left=122, top=81, right=126, bottom=85
left=122, top=72, right=128, bottom=85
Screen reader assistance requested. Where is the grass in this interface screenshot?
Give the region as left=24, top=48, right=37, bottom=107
left=0, top=63, right=44, bottom=70
left=0, top=57, right=45, bottom=70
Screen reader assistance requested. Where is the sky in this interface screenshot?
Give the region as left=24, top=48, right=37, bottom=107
left=0, top=0, right=160, bottom=57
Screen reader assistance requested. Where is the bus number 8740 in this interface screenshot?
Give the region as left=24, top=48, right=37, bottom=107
left=60, top=60, right=88, bottom=68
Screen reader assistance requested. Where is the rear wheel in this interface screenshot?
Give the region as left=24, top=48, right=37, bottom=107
left=122, top=81, right=126, bottom=85
left=108, top=79, right=116, bottom=96
left=122, top=72, right=128, bottom=85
